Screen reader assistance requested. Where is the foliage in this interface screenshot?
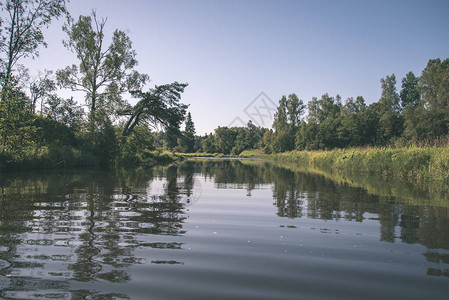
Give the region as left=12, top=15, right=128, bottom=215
left=117, top=124, right=155, bottom=166
left=0, top=1, right=447, bottom=176
left=201, top=58, right=447, bottom=156
left=121, top=82, right=188, bottom=141
left=56, top=10, right=148, bottom=119
left=269, top=145, right=449, bottom=191
left=44, top=95, right=84, bottom=130
left=199, top=122, right=266, bottom=156
left=32, top=115, right=77, bottom=147
left=271, top=93, right=305, bottom=153
left=214, top=126, right=236, bottom=155
left=0, top=6, right=189, bottom=171
left=81, top=109, right=119, bottom=168
left=400, top=71, right=420, bottom=108
left=201, top=133, right=216, bottom=153
left=0, top=77, right=35, bottom=160
left=29, top=69, right=56, bottom=113
left=0, top=0, right=68, bottom=80
left=178, top=112, right=196, bottom=153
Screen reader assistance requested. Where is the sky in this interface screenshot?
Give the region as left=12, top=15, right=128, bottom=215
left=20, top=0, right=449, bottom=135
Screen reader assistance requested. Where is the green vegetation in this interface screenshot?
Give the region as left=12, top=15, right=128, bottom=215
left=1, top=0, right=448, bottom=188
left=188, top=57, right=449, bottom=192
left=199, top=58, right=449, bottom=154
left=0, top=2, right=190, bottom=171
left=266, top=145, right=449, bottom=190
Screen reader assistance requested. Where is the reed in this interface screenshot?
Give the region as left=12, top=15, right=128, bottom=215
left=269, top=146, right=449, bottom=190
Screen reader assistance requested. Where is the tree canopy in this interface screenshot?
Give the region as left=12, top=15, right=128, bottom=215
left=56, top=10, right=148, bottom=119
left=0, top=0, right=68, bottom=82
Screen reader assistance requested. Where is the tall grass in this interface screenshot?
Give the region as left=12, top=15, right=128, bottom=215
left=270, top=146, right=449, bottom=191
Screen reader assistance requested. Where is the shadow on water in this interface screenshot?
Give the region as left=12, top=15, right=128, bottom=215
left=0, top=159, right=448, bottom=298
left=0, top=168, right=190, bottom=299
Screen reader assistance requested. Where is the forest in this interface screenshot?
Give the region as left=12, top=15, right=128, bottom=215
left=0, top=1, right=189, bottom=170
left=1, top=0, right=448, bottom=172
left=188, top=59, right=449, bottom=156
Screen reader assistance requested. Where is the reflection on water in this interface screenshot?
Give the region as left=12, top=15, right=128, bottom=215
left=0, top=160, right=448, bottom=299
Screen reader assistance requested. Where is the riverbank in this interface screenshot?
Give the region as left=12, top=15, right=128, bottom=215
left=0, top=146, right=183, bottom=172
left=239, top=147, right=449, bottom=191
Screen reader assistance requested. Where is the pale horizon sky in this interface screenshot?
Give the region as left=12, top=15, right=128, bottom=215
left=20, top=0, right=449, bottom=135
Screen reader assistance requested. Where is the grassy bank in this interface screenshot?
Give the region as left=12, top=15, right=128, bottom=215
left=261, top=146, right=449, bottom=190
left=244, top=159, right=449, bottom=209
left=169, top=146, right=449, bottom=192
left=0, top=147, right=183, bottom=172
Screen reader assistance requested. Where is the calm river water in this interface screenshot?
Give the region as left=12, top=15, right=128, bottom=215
left=0, top=159, right=448, bottom=299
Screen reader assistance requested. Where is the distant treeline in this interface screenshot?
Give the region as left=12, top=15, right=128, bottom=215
left=175, top=58, right=448, bottom=155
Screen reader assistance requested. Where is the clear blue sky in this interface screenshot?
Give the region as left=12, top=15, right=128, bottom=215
left=24, top=0, right=449, bottom=135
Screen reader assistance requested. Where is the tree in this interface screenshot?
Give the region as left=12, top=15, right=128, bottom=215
left=286, top=93, right=305, bottom=131
left=120, top=82, right=188, bottom=141
left=307, top=94, right=341, bottom=124
left=260, top=129, right=273, bottom=153
left=300, top=94, right=343, bottom=150
left=201, top=133, right=215, bottom=153
left=339, top=96, right=367, bottom=146
left=415, top=58, right=449, bottom=139
left=273, top=95, right=288, bottom=133
left=117, top=124, right=155, bottom=166
left=56, top=11, right=148, bottom=122
left=44, top=95, right=83, bottom=130
left=419, top=58, right=449, bottom=110
left=0, top=0, right=68, bottom=82
left=377, top=74, right=402, bottom=144
left=165, top=126, right=179, bottom=150
left=272, top=94, right=305, bottom=152
left=214, top=126, right=236, bottom=154
left=0, top=77, right=35, bottom=159
left=179, top=112, right=195, bottom=153
left=400, top=71, right=420, bottom=109
left=29, top=69, right=56, bottom=114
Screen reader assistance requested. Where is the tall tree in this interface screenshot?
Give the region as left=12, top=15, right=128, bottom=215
left=29, top=69, right=55, bottom=113
left=339, top=96, right=367, bottom=147
left=56, top=11, right=148, bottom=122
left=214, top=126, right=236, bottom=154
left=272, top=94, right=305, bottom=152
left=179, top=112, right=196, bottom=153
left=400, top=71, right=420, bottom=109
left=401, top=71, right=422, bottom=141
left=0, top=0, right=68, bottom=82
left=419, top=58, right=449, bottom=110
left=185, top=112, right=195, bottom=135
left=44, top=95, right=83, bottom=129
left=272, top=95, right=288, bottom=132
left=414, top=58, right=449, bottom=139
left=307, top=94, right=341, bottom=124
left=120, top=82, right=188, bottom=140
left=272, top=96, right=290, bottom=152
left=377, top=74, right=402, bottom=143
left=286, top=93, right=305, bottom=131
left=201, top=133, right=215, bottom=153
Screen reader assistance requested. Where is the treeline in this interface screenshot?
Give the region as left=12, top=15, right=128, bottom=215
left=194, top=58, right=449, bottom=154
left=0, top=1, right=189, bottom=170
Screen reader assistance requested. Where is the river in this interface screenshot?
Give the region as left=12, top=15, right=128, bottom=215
left=0, top=159, right=448, bottom=299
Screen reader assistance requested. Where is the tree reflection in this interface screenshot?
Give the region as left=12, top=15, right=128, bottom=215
left=0, top=168, right=190, bottom=298
left=193, top=158, right=449, bottom=274
left=0, top=159, right=449, bottom=297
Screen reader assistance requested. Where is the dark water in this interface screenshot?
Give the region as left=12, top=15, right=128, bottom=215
left=0, top=159, right=448, bottom=299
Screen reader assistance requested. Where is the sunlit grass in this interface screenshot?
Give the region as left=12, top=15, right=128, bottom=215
left=268, top=145, right=449, bottom=191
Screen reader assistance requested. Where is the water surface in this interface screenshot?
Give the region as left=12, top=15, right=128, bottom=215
left=0, top=159, right=448, bottom=299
